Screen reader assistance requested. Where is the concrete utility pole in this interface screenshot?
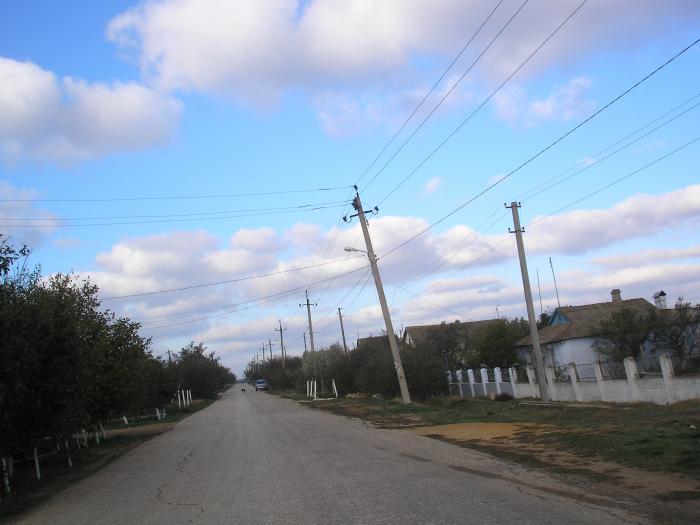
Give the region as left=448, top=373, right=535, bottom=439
left=345, top=190, right=411, bottom=404
left=262, top=343, right=265, bottom=361
left=507, top=202, right=550, bottom=402
left=268, top=338, right=274, bottom=359
left=275, top=320, right=287, bottom=367
left=300, top=291, right=317, bottom=351
left=338, top=307, right=348, bottom=354
left=303, top=332, right=308, bottom=352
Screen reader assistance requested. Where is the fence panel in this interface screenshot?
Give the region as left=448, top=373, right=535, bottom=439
left=636, top=357, right=662, bottom=377
left=574, top=363, right=596, bottom=382
left=600, top=360, right=626, bottom=380
left=515, top=367, right=529, bottom=383
left=671, top=354, right=700, bottom=376
left=553, top=365, right=571, bottom=382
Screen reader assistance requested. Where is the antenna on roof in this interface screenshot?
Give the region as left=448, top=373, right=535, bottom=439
left=536, top=268, right=543, bottom=315
left=549, top=257, right=561, bottom=308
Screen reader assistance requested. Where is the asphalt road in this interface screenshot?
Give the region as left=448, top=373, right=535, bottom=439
left=14, top=389, right=650, bottom=524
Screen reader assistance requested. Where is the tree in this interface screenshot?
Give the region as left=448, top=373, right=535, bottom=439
left=463, top=318, right=528, bottom=368
left=593, top=307, right=656, bottom=361
left=653, top=298, right=700, bottom=367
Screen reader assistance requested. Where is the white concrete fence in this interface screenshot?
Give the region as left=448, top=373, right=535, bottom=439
left=447, top=352, right=700, bottom=405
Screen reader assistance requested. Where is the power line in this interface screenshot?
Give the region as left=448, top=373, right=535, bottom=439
left=139, top=264, right=370, bottom=329
left=521, top=96, right=700, bottom=202
left=528, top=134, right=700, bottom=228
left=355, top=0, right=508, bottom=187
left=2, top=200, right=350, bottom=222
left=0, top=185, right=354, bottom=203
left=379, top=34, right=700, bottom=259
left=362, top=0, right=530, bottom=193
left=0, top=203, right=347, bottom=229
left=100, top=255, right=366, bottom=300
left=390, top=133, right=700, bottom=315
left=376, top=0, right=589, bottom=205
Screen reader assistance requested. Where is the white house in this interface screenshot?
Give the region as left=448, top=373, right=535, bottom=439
left=516, top=289, right=657, bottom=366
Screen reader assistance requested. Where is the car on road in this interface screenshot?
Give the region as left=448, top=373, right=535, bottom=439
left=254, top=379, right=269, bottom=391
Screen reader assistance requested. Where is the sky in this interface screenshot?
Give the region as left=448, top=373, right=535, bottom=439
left=1, top=0, right=700, bottom=376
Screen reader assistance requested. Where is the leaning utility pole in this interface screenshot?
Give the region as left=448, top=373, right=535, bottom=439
left=345, top=190, right=411, bottom=404
left=338, top=308, right=348, bottom=354
left=300, top=291, right=317, bottom=351
left=275, top=320, right=287, bottom=367
left=507, top=202, right=550, bottom=402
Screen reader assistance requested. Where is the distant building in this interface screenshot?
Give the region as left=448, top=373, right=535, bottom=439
left=516, top=289, right=657, bottom=366
left=402, top=319, right=500, bottom=348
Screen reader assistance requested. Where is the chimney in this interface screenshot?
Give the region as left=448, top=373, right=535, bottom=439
left=653, top=290, right=668, bottom=309
left=611, top=289, right=622, bottom=303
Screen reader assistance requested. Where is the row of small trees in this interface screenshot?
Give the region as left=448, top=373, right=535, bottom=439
left=0, top=237, right=234, bottom=466
left=245, top=317, right=529, bottom=399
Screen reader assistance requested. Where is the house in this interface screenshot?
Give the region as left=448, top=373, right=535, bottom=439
left=355, top=334, right=395, bottom=351
left=402, top=319, right=501, bottom=348
left=516, top=289, right=657, bottom=366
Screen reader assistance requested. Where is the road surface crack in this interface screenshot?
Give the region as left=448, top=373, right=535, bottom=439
left=154, top=447, right=204, bottom=522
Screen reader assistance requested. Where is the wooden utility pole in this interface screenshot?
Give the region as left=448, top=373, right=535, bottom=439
left=345, top=190, right=411, bottom=404
left=268, top=338, right=273, bottom=359
left=507, top=202, right=550, bottom=402
left=338, top=308, right=348, bottom=354
left=300, top=291, right=317, bottom=351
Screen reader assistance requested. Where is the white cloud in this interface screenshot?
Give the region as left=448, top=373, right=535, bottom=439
left=424, top=176, right=443, bottom=194
left=107, top=0, right=700, bottom=131
left=526, top=184, right=700, bottom=254
left=0, top=57, right=182, bottom=162
left=493, top=76, right=595, bottom=125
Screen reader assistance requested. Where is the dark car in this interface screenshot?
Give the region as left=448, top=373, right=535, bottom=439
left=254, top=379, right=269, bottom=391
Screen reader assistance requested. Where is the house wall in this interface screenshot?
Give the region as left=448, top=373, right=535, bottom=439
left=552, top=338, right=599, bottom=366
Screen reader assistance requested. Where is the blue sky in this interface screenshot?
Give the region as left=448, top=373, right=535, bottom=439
left=1, top=0, right=699, bottom=374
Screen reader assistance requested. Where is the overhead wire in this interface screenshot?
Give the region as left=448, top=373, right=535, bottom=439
left=355, top=0, right=509, bottom=188
left=376, top=0, right=589, bottom=206
left=379, top=34, right=700, bottom=260
left=139, top=264, right=370, bottom=329
left=0, top=185, right=354, bottom=203
left=100, top=254, right=366, bottom=300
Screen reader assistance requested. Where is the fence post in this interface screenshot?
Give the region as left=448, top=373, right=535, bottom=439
left=567, top=363, right=582, bottom=402
left=480, top=368, right=489, bottom=396
left=623, top=357, right=641, bottom=401
left=659, top=353, right=675, bottom=404
left=332, top=379, right=338, bottom=398
left=455, top=369, right=464, bottom=398
left=526, top=365, right=539, bottom=399
left=508, top=368, right=519, bottom=398
left=1, top=458, right=10, bottom=496
left=65, top=441, right=72, bottom=468
left=544, top=367, right=557, bottom=401
left=494, top=367, right=502, bottom=395
left=33, top=447, right=41, bottom=480
left=466, top=369, right=476, bottom=397
left=593, top=362, right=607, bottom=402
left=446, top=370, right=453, bottom=396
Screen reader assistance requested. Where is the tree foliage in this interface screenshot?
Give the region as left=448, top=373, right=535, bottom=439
left=0, top=236, right=233, bottom=461
left=593, top=307, right=657, bottom=360
left=653, top=298, right=700, bottom=366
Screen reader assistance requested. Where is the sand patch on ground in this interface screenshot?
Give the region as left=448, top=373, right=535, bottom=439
left=413, top=422, right=549, bottom=440
left=412, top=421, right=700, bottom=515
